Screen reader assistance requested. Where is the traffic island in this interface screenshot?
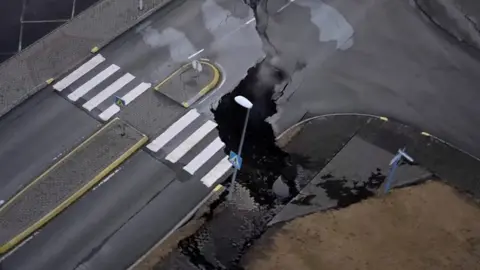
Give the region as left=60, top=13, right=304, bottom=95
left=0, top=118, right=147, bottom=254
left=154, top=60, right=221, bottom=108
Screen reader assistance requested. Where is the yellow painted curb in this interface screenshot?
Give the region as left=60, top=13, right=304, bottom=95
left=91, top=46, right=99, bottom=53
left=379, top=116, right=389, bottom=122
left=197, top=61, right=220, bottom=96
left=214, top=184, right=223, bottom=192
left=154, top=60, right=221, bottom=108
left=0, top=118, right=147, bottom=254
left=46, top=78, right=54, bottom=85
left=154, top=62, right=192, bottom=91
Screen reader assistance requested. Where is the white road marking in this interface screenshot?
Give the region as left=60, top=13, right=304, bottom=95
left=278, top=0, right=296, bottom=12
left=200, top=156, right=232, bottom=187
left=166, top=120, right=217, bottom=163
left=188, top=48, right=204, bottom=59
left=68, top=64, right=120, bottom=101
left=147, top=109, right=200, bottom=152
left=83, top=73, right=135, bottom=111
left=53, top=54, right=105, bottom=91
left=98, top=82, right=151, bottom=121
left=184, top=137, right=225, bottom=174
left=122, top=82, right=151, bottom=103
left=245, top=18, right=255, bottom=25
left=92, top=168, right=121, bottom=191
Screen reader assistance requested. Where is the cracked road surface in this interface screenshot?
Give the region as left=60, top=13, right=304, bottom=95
left=259, top=0, right=480, bottom=158
left=3, top=0, right=480, bottom=269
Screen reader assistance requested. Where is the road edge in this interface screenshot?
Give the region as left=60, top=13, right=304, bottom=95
left=0, top=118, right=148, bottom=254
left=0, top=0, right=178, bottom=120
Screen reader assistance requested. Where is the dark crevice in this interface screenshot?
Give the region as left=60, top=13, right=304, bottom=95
left=414, top=0, right=480, bottom=53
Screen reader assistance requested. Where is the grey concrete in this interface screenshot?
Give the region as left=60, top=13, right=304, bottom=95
left=1, top=151, right=177, bottom=270
left=258, top=0, right=480, bottom=158
left=0, top=118, right=144, bottom=248
left=0, top=89, right=98, bottom=205
left=270, top=135, right=431, bottom=225
left=159, top=63, right=214, bottom=106
left=0, top=0, right=175, bottom=118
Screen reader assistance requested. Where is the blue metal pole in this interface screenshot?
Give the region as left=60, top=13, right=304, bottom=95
left=228, top=108, right=251, bottom=200
left=384, top=160, right=399, bottom=193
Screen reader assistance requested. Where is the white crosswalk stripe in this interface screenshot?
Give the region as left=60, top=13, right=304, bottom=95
left=53, top=53, right=152, bottom=120
left=68, top=64, right=120, bottom=102
left=53, top=54, right=105, bottom=91
left=148, top=109, right=233, bottom=188
left=99, top=82, right=151, bottom=121
left=184, top=137, right=225, bottom=174
left=83, top=73, right=135, bottom=111
left=165, top=120, right=217, bottom=163
left=146, top=109, right=200, bottom=152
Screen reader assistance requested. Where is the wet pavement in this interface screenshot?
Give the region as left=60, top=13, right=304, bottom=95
left=147, top=1, right=480, bottom=266
left=149, top=102, right=480, bottom=269
left=0, top=0, right=101, bottom=63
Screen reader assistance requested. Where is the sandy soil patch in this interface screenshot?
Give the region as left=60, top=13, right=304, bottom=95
left=242, top=181, right=480, bottom=270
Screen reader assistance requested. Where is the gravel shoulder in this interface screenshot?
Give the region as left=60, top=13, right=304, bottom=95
left=242, top=181, right=480, bottom=270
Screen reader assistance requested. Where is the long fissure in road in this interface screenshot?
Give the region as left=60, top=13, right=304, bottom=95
left=152, top=1, right=394, bottom=269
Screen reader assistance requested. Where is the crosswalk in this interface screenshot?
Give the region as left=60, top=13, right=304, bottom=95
left=53, top=54, right=151, bottom=121
left=147, top=109, right=232, bottom=188
left=54, top=54, right=232, bottom=188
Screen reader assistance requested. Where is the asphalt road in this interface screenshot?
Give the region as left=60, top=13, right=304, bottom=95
left=5, top=0, right=480, bottom=268
left=266, top=0, right=480, bottom=158
left=0, top=0, right=268, bottom=268
left=0, top=89, right=98, bottom=204
left=1, top=151, right=216, bottom=270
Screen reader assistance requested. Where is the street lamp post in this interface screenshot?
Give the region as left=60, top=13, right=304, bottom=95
left=228, top=96, right=253, bottom=200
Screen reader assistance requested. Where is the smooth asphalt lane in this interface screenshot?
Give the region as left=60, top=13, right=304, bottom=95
left=1, top=151, right=178, bottom=270
left=264, top=0, right=480, bottom=158
left=0, top=88, right=99, bottom=204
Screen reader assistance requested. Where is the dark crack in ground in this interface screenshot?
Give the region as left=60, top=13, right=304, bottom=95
left=153, top=0, right=349, bottom=269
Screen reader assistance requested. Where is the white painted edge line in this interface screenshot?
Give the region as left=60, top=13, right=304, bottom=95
left=200, top=156, right=232, bottom=187
left=53, top=54, right=105, bottom=91
left=184, top=137, right=225, bottom=175
left=146, top=109, right=200, bottom=152
left=188, top=48, right=204, bottom=59
left=68, top=64, right=120, bottom=102
left=83, top=73, right=135, bottom=111
left=98, top=82, right=151, bottom=121
left=245, top=18, right=255, bottom=25
left=166, top=120, right=217, bottom=163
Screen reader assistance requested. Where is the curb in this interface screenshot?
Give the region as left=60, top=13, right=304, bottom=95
left=154, top=60, right=221, bottom=108
left=126, top=184, right=225, bottom=270
left=276, top=113, right=480, bottom=162
left=0, top=0, right=177, bottom=120
left=0, top=118, right=148, bottom=254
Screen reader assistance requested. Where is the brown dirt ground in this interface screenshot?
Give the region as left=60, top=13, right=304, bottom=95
left=241, top=181, right=480, bottom=270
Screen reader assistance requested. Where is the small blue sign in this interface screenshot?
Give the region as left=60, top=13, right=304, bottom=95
left=228, top=151, right=242, bottom=170
left=115, top=96, right=126, bottom=107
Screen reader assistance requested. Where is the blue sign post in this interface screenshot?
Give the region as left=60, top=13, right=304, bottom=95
left=114, top=96, right=126, bottom=107
left=384, top=148, right=414, bottom=194
left=229, top=151, right=243, bottom=170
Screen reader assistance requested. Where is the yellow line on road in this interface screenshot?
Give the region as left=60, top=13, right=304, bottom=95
left=154, top=61, right=221, bottom=104
left=0, top=118, right=148, bottom=254
left=197, top=61, right=220, bottom=96
left=154, top=62, right=192, bottom=91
